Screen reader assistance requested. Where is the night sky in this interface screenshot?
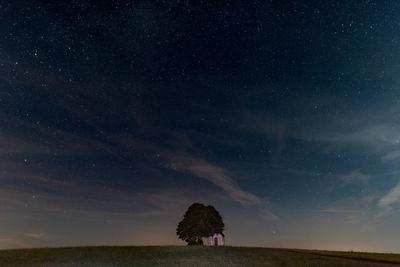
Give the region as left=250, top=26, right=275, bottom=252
left=1, top=0, right=400, bottom=252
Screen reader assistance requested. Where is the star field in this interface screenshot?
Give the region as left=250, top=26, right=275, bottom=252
left=1, top=0, right=400, bottom=251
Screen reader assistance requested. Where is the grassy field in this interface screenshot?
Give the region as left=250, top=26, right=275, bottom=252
left=0, top=246, right=399, bottom=266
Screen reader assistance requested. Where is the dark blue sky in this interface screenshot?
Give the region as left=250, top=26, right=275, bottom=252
left=1, top=0, right=400, bottom=251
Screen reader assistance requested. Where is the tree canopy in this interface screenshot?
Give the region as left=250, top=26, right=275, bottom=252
left=176, top=203, right=224, bottom=245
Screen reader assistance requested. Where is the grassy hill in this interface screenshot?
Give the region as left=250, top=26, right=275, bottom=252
left=0, top=246, right=399, bottom=266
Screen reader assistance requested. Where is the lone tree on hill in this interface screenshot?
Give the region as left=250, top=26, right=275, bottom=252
left=176, top=203, right=224, bottom=245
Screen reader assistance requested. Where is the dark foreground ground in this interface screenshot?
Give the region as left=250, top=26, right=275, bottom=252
left=1, top=246, right=400, bottom=266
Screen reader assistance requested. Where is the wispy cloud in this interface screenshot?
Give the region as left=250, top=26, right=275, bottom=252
left=299, top=208, right=363, bottom=214
left=378, top=182, right=400, bottom=214
left=0, top=112, right=112, bottom=157
left=163, top=155, right=262, bottom=206
left=298, top=196, right=376, bottom=225
left=306, top=124, right=400, bottom=149
left=0, top=134, right=52, bottom=155
left=340, top=170, right=370, bottom=186
left=0, top=182, right=220, bottom=222
left=259, top=209, right=279, bottom=221
left=382, top=150, right=400, bottom=162
left=24, top=233, right=43, bottom=238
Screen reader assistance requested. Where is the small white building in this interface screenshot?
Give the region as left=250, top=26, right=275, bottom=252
left=207, top=231, right=225, bottom=246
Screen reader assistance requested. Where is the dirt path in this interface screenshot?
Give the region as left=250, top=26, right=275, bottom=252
left=287, top=250, right=400, bottom=266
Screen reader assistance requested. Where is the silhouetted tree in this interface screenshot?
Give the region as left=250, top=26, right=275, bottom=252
left=176, top=203, right=224, bottom=245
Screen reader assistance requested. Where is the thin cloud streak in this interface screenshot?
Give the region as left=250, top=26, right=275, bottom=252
left=163, top=155, right=262, bottom=206
left=378, top=182, right=400, bottom=213
left=340, top=170, right=370, bottom=186
left=382, top=150, right=400, bottom=162
left=24, top=233, right=43, bottom=239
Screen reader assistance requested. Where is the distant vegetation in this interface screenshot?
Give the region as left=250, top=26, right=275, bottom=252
left=1, top=246, right=400, bottom=266
left=176, top=203, right=224, bottom=245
